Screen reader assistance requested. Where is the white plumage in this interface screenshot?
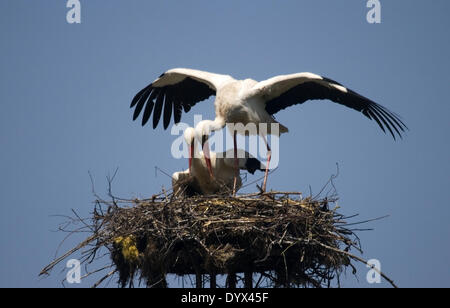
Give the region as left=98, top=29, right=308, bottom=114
left=172, top=127, right=264, bottom=197
left=133, top=68, right=407, bottom=192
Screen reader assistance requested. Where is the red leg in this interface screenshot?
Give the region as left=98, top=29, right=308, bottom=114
left=262, top=136, right=271, bottom=193
left=233, top=131, right=238, bottom=196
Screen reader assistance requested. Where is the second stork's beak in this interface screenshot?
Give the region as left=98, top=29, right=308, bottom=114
left=202, top=135, right=214, bottom=179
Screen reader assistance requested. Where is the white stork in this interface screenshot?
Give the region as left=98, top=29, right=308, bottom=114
left=172, top=127, right=265, bottom=197
left=132, top=68, right=407, bottom=192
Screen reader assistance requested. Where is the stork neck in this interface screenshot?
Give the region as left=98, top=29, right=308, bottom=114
left=211, top=117, right=226, bottom=131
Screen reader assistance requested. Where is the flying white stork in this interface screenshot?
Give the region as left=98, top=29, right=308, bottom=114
left=172, top=127, right=265, bottom=197
left=131, top=68, right=407, bottom=192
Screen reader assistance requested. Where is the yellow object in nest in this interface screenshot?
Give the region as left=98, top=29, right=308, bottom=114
left=114, top=236, right=139, bottom=262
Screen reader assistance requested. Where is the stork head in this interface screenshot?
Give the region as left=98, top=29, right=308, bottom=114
left=195, top=120, right=214, bottom=149
left=245, top=157, right=265, bottom=175
left=194, top=120, right=217, bottom=179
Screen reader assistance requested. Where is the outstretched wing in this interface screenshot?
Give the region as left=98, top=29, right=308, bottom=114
left=251, top=73, right=407, bottom=140
left=130, top=68, right=234, bottom=129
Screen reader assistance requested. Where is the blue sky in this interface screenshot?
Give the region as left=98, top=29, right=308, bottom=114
left=0, top=0, right=449, bottom=288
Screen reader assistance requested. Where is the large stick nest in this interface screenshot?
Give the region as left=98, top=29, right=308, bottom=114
left=109, top=193, right=359, bottom=288
left=40, top=168, right=398, bottom=288
left=53, top=190, right=370, bottom=288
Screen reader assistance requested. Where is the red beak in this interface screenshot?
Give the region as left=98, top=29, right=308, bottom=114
left=202, top=140, right=214, bottom=179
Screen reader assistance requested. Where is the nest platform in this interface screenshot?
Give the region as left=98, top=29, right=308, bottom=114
left=41, top=189, right=388, bottom=288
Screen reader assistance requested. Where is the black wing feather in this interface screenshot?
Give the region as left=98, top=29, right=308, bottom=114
left=163, top=92, right=173, bottom=130
left=130, top=85, right=150, bottom=108
left=368, top=109, right=390, bottom=138
left=132, top=88, right=152, bottom=121
left=131, top=75, right=215, bottom=129
left=265, top=78, right=407, bottom=139
left=173, top=100, right=183, bottom=124
left=371, top=105, right=399, bottom=139
left=141, top=89, right=160, bottom=126
left=152, top=92, right=164, bottom=129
